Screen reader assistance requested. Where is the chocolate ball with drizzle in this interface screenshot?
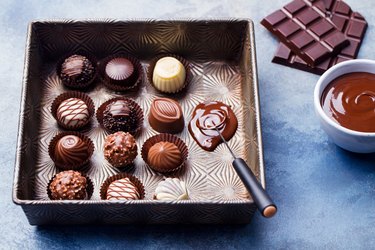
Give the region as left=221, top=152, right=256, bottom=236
left=60, top=54, right=96, bottom=88
left=102, top=99, right=138, bottom=134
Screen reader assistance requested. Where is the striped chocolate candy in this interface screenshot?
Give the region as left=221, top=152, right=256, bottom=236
left=106, top=178, right=140, bottom=200
left=57, top=98, right=89, bottom=127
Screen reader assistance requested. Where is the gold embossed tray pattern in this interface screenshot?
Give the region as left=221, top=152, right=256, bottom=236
left=13, top=19, right=265, bottom=225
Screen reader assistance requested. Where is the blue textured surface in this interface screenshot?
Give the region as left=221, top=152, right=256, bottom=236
left=2, top=0, right=375, bottom=249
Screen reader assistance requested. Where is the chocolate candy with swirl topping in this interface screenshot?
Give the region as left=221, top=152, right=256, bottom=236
left=149, top=97, right=184, bottom=134
left=188, top=101, right=238, bottom=151
left=54, top=135, right=90, bottom=167
left=106, top=177, right=140, bottom=200
left=103, top=99, right=138, bottom=133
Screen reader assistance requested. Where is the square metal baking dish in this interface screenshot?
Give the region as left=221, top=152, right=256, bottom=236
left=13, top=19, right=265, bottom=225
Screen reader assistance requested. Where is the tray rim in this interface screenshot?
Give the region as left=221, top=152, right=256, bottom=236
left=12, top=18, right=265, bottom=206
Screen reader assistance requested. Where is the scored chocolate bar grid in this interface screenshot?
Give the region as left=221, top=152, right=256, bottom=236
left=261, top=0, right=349, bottom=66
left=272, top=0, right=367, bottom=75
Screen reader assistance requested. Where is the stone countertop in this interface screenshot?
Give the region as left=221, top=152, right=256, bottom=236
left=1, top=0, right=375, bottom=249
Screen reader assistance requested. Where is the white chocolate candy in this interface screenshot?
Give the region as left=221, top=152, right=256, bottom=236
left=152, top=57, right=186, bottom=93
left=155, top=178, right=189, bottom=201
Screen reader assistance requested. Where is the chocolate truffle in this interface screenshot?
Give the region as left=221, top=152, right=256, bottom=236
left=106, top=177, right=140, bottom=200
left=149, top=97, right=184, bottom=134
left=105, top=57, right=137, bottom=87
left=104, top=132, right=137, bottom=167
left=154, top=178, right=189, bottom=201
left=152, top=57, right=186, bottom=93
left=147, top=141, right=183, bottom=172
left=54, top=135, right=89, bottom=167
left=60, top=54, right=95, bottom=87
left=103, top=99, right=138, bottom=133
left=57, top=98, right=90, bottom=128
left=49, top=170, right=87, bottom=200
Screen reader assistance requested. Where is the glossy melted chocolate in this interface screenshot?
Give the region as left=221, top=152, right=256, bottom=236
left=321, top=72, right=375, bottom=132
left=188, top=101, right=238, bottom=151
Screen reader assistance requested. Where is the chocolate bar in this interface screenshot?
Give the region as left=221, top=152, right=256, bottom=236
left=272, top=1, right=368, bottom=75
left=261, top=0, right=349, bottom=66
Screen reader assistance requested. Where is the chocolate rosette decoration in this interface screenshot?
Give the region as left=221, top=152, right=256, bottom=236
left=188, top=101, right=238, bottom=151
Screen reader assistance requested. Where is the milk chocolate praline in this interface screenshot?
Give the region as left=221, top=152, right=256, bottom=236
left=49, top=170, right=88, bottom=200
left=141, top=133, right=188, bottom=173
left=54, top=135, right=89, bottom=166
left=149, top=97, right=184, bottom=134
left=148, top=141, right=183, bottom=172
left=59, top=54, right=96, bottom=89
left=104, top=131, right=138, bottom=168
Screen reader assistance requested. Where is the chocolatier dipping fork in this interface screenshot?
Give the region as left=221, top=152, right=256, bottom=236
left=214, top=127, right=277, bottom=218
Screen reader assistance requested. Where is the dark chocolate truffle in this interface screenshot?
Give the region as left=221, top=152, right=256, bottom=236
left=103, top=99, right=138, bottom=133
left=49, top=170, right=87, bottom=200
left=54, top=135, right=89, bottom=167
left=57, top=97, right=90, bottom=128
left=60, top=54, right=95, bottom=87
left=105, top=57, right=137, bottom=87
left=106, top=177, right=140, bottom=200
left=147, top=141, right=183, bottom=172
left=149, top=97, right=184, bottom=134
left=104, top=131, right=137, bottom=167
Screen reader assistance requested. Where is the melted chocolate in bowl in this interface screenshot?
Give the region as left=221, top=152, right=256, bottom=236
left=188, top=101, right=238, bottom=151
left=321, top=72, right=375, bottom=132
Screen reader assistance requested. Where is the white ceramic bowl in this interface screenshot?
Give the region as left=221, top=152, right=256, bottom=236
left=314, top=59, right=375, bottom=153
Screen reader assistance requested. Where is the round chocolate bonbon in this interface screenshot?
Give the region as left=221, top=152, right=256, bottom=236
left=105, top=57, right=137, bottom=87
left=60, top=54, right=96, bottom=88
left=49, top=170, right=88, bottom=200
left=57, top=97, right=90, bottom=128
left=147, top=141, right=183, bottom=172
left=106, top=177, right=140, bottom=200
left=104, top=131, right=138, bottom=167
left=54, top=135, right=90, bottom=167
left=103, top=99, right=138, bottom=134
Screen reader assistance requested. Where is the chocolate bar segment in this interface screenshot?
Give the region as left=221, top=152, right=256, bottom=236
left=272, top=1, right=368, bottom=75
left=261, top=0, right=349, bottom=66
